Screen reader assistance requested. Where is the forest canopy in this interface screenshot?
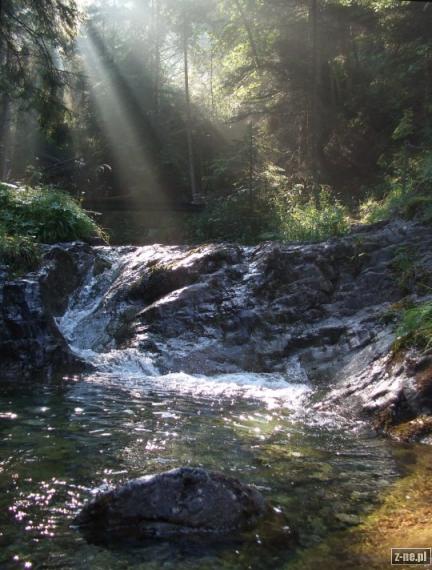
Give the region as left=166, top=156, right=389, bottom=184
left=0, top=0, right=431, bottom=243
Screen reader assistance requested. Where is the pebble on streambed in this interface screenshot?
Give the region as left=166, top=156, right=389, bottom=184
left=75, top=467, right=292, bottom=547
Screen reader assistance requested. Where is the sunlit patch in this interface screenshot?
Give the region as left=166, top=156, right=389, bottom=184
left=87, top=370, right=313, bottom=413
left=7, top=478, right=87, bottom=544
left=74, top=25, right=169, bottom=220
left=0, top=412, right=18, bottom=420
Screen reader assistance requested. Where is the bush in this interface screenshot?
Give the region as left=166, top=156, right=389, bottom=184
left=0, top=226, right=40, bottom=272
left=394, top=300, right=432, bottom=352
left=190, top=184, right=349, bottom=244
left=189, top=188, right=277, bottom=243
left=277, top=188, right=349, bottom=242
left=360, top=147, right=432, bottom=224
left=0, top=183, right=106, bottom=244
left=359, top=187, right=405, bottom=224
left=0, top=183, right=107, bottom=272
left=360, top=186, right=432, bottom=225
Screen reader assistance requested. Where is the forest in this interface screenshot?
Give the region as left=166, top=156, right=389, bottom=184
left=1, top=0, right=431, bottom=245
left=1, top=2, right=432, bottom=570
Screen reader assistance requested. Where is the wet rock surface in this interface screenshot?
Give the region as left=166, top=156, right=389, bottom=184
left=76, top=467, right=268, bottom=543
left=318, top=345, right=432, bottom=443
left=1, top=219, right=432, bottom=437
left=0, top=243, right=93, bottom=380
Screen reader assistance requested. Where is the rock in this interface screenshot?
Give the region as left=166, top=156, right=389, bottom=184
left=335, top=513, right=362, bottom=526
left=0, top=275, right=82, bottom=380
left=2, top=220, right=432, bottom=439
left=0, top=242, right=93, bottom=380
left=317, top=340, right=432, bottom=442
left=39, top=243, right=94, bottom=315
left=76, top=467, right=268, bottom=544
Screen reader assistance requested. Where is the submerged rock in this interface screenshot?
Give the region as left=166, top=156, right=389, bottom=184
left=76, top=467, right=268, bottom=544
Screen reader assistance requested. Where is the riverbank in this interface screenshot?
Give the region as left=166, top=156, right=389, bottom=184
left=289, top=442, right=432, bottom=569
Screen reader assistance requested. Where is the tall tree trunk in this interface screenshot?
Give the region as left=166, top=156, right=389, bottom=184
left=234, top=0, right=260, bottom=70
left=183, top=19, right=199, bottom=204
left=0, top=39, right=12, bottom=181
left=248, top=121, right=254, bottom=209
left=0, top=95, right=12, bottom=181
left=210, top=39, right=215, bottom=116
left=309, top=0, right=320, bottom=188
left=152, top=0, right=161, bottom=116
left=425, top=53, right=431, bottom=126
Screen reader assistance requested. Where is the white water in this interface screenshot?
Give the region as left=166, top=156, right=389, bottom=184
left=57, top=245, right=312, bottom=409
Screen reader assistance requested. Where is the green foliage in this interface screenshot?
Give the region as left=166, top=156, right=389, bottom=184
left=0, top=227, right=40, bottom=274
left=0, top=183, right=107, bottom=272
left=0, top=184, right=107, bottom=244
left=190, top=185, right=349, bottom=244
left=3, top=0, right=432, bottom=245
left=389, top=246, right=432, bottom=296
left=394, top=301, right=432, bottom=352
left=360, top=186, right=432, bottom=225
left=392, top=110, right=415, bottom=141
left=359, top=146, right=432, bottom=224
left=276, top=188, right=350, bottom=243
left=189, top=188, right=275, bottom=243
left=0, top=0, right=78, bottom=105
left=359, top=187, right=406, bottom=224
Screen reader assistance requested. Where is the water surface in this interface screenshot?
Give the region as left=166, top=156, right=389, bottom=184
left=0, top=371, right=410, bottom=569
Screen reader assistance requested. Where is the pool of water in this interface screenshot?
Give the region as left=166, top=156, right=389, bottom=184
left=0, top=372, right=412, bottom=569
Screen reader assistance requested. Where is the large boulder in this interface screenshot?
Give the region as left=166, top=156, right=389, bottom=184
left=76, top=467, right=268, bottom=543
left=0, top=243, right=93, bottom=381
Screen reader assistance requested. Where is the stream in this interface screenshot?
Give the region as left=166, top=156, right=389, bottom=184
left=0, top=373, right=410, bottom=570
left=0, top=243, right=428, bottom=569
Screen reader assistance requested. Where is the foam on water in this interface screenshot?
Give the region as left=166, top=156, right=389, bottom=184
left=57, top=244, right=313, bottom=411
left=87, top=370, right=312, bottom=410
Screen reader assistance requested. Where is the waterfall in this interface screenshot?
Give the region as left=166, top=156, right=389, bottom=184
left=56, top=243, right=312, bottom=409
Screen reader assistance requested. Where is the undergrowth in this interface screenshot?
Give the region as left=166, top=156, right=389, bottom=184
left=394, top=300, right=432, bottom=352
left=0, top=183, right=107, bottom=272
left=360, top=187, right=432, bottom=225
left=190, top=186, right=349, bottom=244
left=0, top=226, right=40, bottom=273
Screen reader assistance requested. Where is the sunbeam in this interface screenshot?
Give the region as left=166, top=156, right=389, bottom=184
left=77, top=30, right=166, bottom=203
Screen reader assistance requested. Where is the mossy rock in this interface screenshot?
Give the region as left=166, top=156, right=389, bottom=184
left=387, top=416, right=432, bottom=443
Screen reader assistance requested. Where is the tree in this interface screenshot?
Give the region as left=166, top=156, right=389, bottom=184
left=182, top=15, right=199, bottom=203
left=0, top=0, right=78, bottom=179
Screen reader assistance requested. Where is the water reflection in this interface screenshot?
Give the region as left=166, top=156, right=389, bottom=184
left=0, top=375, right=411, bottom=569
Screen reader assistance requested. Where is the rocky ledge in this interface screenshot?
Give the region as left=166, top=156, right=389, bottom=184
left=0, top=243, right=95, bottom=380
left=1, top=219, right=431, bottom=441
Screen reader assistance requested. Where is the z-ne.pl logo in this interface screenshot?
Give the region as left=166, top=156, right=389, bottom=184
left=391, top=548, right=431, bottom=565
